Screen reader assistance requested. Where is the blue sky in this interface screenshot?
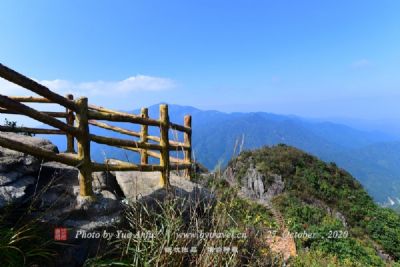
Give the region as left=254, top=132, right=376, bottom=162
left=1, top=0, right=400, bottom=124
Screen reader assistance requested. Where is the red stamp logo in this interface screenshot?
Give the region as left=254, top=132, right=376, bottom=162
left=54, top=227, right=68, bottom=241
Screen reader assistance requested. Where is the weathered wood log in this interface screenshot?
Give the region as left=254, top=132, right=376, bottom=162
left=146, top=150, right=161, bottom=159
left=169, top=122, right=191, bottom=134
left=147, top=151, right=185, bottom=164
left=0, top=109, right=69, bottom=118
left=89, top=104, right=139, bottom=117
left=104, top=144, right=156, bottom=158
left=87, top=121, right=186, bottom=149
left=142, top=133, right=188, bottom=148
left=146, top=135, right=160, bottom=143
left=118, top=146, right=156, bottom=158
left=184, top=115, right=192, bottom=179
left=0, top=94, right=79, bottom=136
left=76, top=97, right=93, bottom=197
left=170, top=156, right=186, bottom=164
left=168, top=142, right=190, bottom=151
left=113, top=146, right=161, bottom=161
left=114, top=145, right=141, bottom=154
left=89, top=104, right=120, bottom=114
left=116, top=146, right=183, bottom=163
left=143, top=134, right=187, bottom=148
left=9, top=96, right=52, bottom=103
left=0, top=107, right=68, bottom=118
left=116, top=146, right=159, bottom=160
left=66, top=94, right=75, bottom=153
left=170, top=163, right=192, bottom=170
left=140, top=108, right=149, bottom=164
left=147, top=135, right=160, bottom=143
left=88, top=109, right=160, bottom=126
left=0, top=63, right=77, bottom=111
left=0, top=134, right=80, bottom=166
left=0, top=126, right=64, bottom=135
left=90, top=134, right=163, bottom=151
left=92, top=160, right=163, bottom=172
left=89, top=120, right=141, bottom=137
left=159, top=104, right=170, bottom=188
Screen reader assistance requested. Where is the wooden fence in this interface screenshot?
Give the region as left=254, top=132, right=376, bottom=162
left=0, top=63, right=192, bottom=197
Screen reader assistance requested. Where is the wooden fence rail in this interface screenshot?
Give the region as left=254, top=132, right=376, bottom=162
left=0, top=63, right=193, bottom=198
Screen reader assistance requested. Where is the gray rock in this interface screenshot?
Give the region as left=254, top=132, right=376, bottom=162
left=0, top=134, right=125, bottom=267
left=0, top=132, right=58, bottom=174
left=0, top=176, right=35, bottom=204
left=92, top=171, right=124, bottom=196
left=334, top=211, right=347, bottom=228
left=243, top=164, right=266, bottom=198
left=92, top=171, right=108, bottom=190
left=0, top=132, right=58, bottom=208
left=224, top=161, right=284, bottom=203
left=35, top=162, right=122, bottom=227
left=114, top=170, right=214, bottom=204
left=0, top=171, right=21, bottom=185
left=0, top=132, right=58, bottom=151
left=101, top=189, right=117, bottom=200
left=37, top=162, right=80, bottom=210
left=63, top=211, right=121, bottom=230
left=265, top=174, right=284, bottom=200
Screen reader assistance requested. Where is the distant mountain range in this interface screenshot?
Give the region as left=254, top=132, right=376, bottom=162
left=41, top=104, right=400, bottom=205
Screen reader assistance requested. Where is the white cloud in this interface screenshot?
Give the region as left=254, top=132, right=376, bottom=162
left=0, top=75, right=176, bottom=97
left=351, top=59, right=371, bottom=69
left=42, top=75, right=176, bottom=96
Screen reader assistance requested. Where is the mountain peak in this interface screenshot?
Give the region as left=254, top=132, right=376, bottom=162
left=218, top=145, right=400, bottom=263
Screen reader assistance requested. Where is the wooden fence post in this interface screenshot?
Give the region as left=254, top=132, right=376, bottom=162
left=66, top=94, right=75, bottom=153
left=76, top=97, right=93, bottom=197
left=184, top=115, right=192, bottom=179
left=159, top=104, right=170, bottom=188
left=140, top=107, right=149, bottom=165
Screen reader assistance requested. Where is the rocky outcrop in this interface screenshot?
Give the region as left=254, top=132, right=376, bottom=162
left=223, top=160, right=284, bottom=203
left=0, top=132, right=58, bottom=208
left=35, top=162, right=122, bottom=230
left=222, top=157, right=296, bottom=261
left=0, top=133, right=214, bottom=266
left=113, top=169, right=214, bottom=210
left=0, top=133, right=123, bottom=229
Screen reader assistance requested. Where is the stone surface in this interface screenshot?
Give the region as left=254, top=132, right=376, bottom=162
left=114, top=170, right=214, bottom=205
left=0, top=176, right=35, bottom=201
left=92, top=170, right=125, bottom=197
left=224, top=161, right=284, bottom=202
left=35, top=162, right=122, bottom=229
left=0, top=132, right=123, bottom=228
left=0, top=171, right=21, bottom=185
left=0, top=132, right=58, bottom=207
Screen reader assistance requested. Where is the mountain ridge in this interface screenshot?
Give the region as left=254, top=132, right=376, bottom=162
left=214, top=145, right=400, bottom=265
left=39, top=103, right=400, bottom=204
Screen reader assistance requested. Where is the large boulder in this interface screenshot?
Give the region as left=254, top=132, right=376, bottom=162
left=0, top=132, right=123, bottom=229
left=31, top=162, right=123, bottom=267
left=0, top=132, right=58, bottom=208
left=33, top=161, right=123, bottom=229
left=114, top=170, right=214, bottom=204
